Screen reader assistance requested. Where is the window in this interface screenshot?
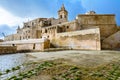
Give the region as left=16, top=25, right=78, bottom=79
left=67, top=26, right=69, bottom=29
left=12, top=44, right=15, bottom=46
left=60, top=15, right=62, bottom=18
left=27, top=26, right=30, bottom=28
left=33, top=44, right=35, bottom=49
left=45, top=29, right=47, bottom=33
left=65, top=15, right=67, bottom=18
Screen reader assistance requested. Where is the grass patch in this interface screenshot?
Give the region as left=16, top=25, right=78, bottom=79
left=5, top=59, right=120, bottom=80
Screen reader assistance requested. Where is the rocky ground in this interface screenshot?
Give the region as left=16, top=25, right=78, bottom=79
left=5, top=50, right=120, bottom=80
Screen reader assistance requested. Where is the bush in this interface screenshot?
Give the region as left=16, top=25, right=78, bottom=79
left=6, top=69, right=10, bottom=73
left=0, top=72, right=2, bottom=75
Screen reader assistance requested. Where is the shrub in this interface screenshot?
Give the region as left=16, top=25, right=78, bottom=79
left=6, top=69, right=10, bottom=73
left=0, top=72, right=2, bottom=75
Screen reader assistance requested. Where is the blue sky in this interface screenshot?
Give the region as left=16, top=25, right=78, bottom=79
left=0, top=0, right=120, bottom=39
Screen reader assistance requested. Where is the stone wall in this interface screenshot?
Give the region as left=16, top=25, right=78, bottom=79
left=51, top=28, right=101, bottom=50
left=0, top=38, right=50, bottom=51
left=102, top=31, right=120, bottom=50
left=51, top=18, right=67, bottom=25
left=77, top=14, right=118, bottom=40
left=41, top=20, right=81, bottom=40
left=5, top=34, right=20, bottom=41
left=4, top=34, right=14, bottom=41
left=0, top=46, right=17, bottom=54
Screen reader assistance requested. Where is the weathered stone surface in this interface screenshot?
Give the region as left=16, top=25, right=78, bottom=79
left=76, top=14, right=118, bottom=40
left=0, top=38, right=50, bottom=51
left=52, top=28, right=101, bottom=50
left=102, top=31, right=120, bottom=49
left=0, top=46, right=17, bottom=54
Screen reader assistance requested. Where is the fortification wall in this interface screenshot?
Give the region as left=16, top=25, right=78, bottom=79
left=0, top=46, right=17, bottom=54
left=102, top=31, right=120, bottom=50
left=0, top=39, right=50, bottom=51
left=77, top=15, right=118, bottom=40
left=5, top=34, right=20, bottom=41
left=51, top=28, right=101, bottom=50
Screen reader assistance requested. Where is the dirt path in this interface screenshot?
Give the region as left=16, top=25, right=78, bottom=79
left=26, top=50, right=120, bottom=67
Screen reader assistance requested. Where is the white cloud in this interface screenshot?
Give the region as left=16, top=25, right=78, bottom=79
left=0, top=7, right=32, bottom=27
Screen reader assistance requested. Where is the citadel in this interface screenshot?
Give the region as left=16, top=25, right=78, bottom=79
left=0, top=4, right=120, bottom=52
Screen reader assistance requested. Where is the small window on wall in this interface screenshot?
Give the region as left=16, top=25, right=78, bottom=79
left=45, top=29, right=47, bottom=33
left=65, top=15, right=66, bottom=18
left=47, top=35, right=49, bottom=38
left=60, top=15, right=62, bottom=18
left=67, top=26, right=69, bottom=29
left=33, top=44, right=35, bottom=49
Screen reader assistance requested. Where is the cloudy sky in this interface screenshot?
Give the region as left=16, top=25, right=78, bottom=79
left=0, top=0, right=120, bottom=39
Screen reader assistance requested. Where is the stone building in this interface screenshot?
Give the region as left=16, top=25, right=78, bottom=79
left=4, top=4, right=120, bottom=50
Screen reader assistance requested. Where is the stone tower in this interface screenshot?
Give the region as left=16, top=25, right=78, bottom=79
left=58, top=4, right=68, bottom=21
left=17, top=26, right=20, bottom=33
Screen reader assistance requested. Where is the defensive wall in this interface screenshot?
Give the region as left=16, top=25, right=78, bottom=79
left=51, top=28, right=101, bottom=50
left=76, top=14, right=118, bottom=40
left=0, top=46, right=17, bottom=54
left=0, top=38, right=50, bottom=52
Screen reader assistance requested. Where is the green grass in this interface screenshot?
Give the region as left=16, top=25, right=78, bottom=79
left=7, top=61, right=56, bottom=80
left=5, top=59, right=120, bottom=80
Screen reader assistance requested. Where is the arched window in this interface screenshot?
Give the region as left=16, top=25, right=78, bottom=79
left=60, top=15, right=62, bottom=18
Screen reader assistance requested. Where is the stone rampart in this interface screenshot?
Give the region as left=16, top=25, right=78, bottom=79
left=52, top=28, right=101, bottom=50
left=0, top=46, right=17, bottom=54
left=0, top=38, right=50, bottom=51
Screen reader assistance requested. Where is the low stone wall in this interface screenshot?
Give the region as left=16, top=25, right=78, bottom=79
left=52, top=28, right=101, bottom=50
left=0, top=38, right=50, bottom=52
left=0, top=46, right=17, bottom=54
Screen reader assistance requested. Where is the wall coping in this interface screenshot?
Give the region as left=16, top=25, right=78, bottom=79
left=0, top=38, right=49, bottom=45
